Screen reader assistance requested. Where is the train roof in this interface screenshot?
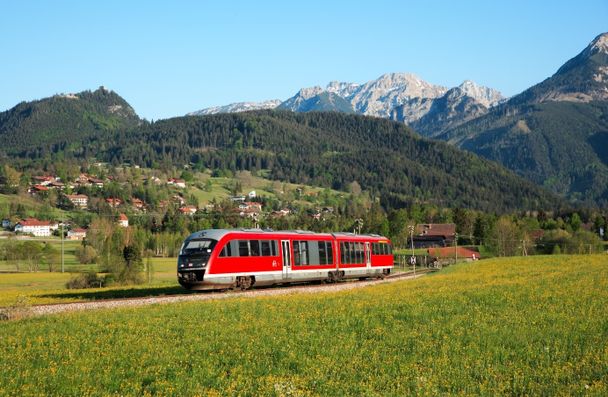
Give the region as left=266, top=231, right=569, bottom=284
left=184, top=229, right=389, bottom=242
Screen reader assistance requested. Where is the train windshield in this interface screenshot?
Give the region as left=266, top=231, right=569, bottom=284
left=181, top=238, right=217, bottom=255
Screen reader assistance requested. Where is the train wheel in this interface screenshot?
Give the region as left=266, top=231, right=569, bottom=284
left=236, top=276, right=254, bottom=290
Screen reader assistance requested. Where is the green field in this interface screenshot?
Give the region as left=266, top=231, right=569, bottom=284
left=0, top=257, right=180, bottom=307
left=1, top=255, right=607, bottom=395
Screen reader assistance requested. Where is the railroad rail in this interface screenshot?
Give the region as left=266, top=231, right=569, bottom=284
left=15, top=268, right=437, bottom=318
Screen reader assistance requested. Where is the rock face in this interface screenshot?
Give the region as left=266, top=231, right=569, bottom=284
left=187, top=99, right=282, bottom=116
left=393, top=80, right=504, bottom=137
left=188, top=73, right=504, bottom=137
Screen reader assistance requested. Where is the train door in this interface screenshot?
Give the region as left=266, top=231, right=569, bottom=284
left=281, top=240, right=291, bottom=279
left=365, top=242, right=371, bottom=269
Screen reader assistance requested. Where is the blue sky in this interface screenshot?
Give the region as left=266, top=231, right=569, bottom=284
left=1, top=0, right=606, bottom=120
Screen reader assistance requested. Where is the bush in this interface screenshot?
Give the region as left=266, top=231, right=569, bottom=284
left=66, top=272, right=105, bottom=289
left=75, top=245, right=98, bottom=264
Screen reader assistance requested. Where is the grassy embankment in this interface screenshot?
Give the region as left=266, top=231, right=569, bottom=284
left=0, top=255, right=606, bottom=395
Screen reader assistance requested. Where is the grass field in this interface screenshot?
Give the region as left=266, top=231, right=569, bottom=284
left=0, top=257, right=180, bottom=307
left=0, top=254, right=607, bottom=395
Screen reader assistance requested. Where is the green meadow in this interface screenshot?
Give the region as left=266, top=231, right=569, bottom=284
left=0, top=255, right=606, bottom=395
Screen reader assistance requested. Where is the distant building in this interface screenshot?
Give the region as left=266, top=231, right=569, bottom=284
left=179, top=205, right=198, bottom=216
left=66, top=194, right=89, bottom=209
left=67, top=228, right=87, bottom=240
left=248, top=190, right=256, bottom=199
left=239, top=202, right=262, bottom=218
left=29, top=185, right=49, bottom=195
left=14, top=218, right=52, bottom=237
left=131, top=198, right=145, bottom=210
left=118, top=213, right=129, bottom=228
left=2, top=219, right=12, bottom=229
left=106, top=197, right=123, bottom=208
left=167, top=178, right=186, bottom=188
left=32, top=176, right=56, bottom=186
left=413, top=223, right=456, bottom=248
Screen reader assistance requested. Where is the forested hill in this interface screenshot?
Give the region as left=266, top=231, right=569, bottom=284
left=104, top=111, right=558, bottom=212
left=0, top=87, right=139, bottom=155
left=0, top=88, right=560, bottom=212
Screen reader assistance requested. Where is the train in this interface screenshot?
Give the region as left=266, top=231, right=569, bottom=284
left=177, top=229, right=394, bottom=290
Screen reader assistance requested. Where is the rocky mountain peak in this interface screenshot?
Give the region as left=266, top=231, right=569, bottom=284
left=454, top=80, right=504, bottom=107
left=296, top=86, right=325, bottom=100
left=588, top=32, right=608, bottom=55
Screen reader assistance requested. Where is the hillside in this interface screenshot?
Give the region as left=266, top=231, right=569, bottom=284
left=0, top=89, right=561, bottom=212
left=0, top=87, right=140, bottom=156
left=438, top=33, right=608, bottom=205
left=101, top=111, right=559, bottom=212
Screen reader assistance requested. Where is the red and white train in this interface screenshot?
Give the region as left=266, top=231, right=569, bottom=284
left=177, top=229, right=394, bottom=290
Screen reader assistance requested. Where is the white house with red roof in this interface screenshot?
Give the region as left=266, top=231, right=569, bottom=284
left=66, top=194, right=88, bottom=209
left=14, top=218, right=52, bottom=237
left=67, top=228, right=87, bottom=240
left=118, top=213, right=129, bottom=228
left=179, top=205, right=198, bottom=216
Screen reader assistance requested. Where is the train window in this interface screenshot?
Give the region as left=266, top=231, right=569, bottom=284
left=317, top=241, right=333, bottom=265
left=238, top=240, right=249, bottom=257
left=340, top=242, right=347, bottom=264
left=219, top=242, right=232, bottom=257
left=181, top=239, right=215, bottom=255
left=261, top=240, right=271, bottom=256
left=387, top=243, right=393, bottom=255
left=293, top=241, right=309, bottom=266
left=272, top=241, right=278, bottom=256
left=356, top=242, right=363, bottom=263
left=250, top=240, right=260, bottom=256
left=308, top=241, right=320, bottom=265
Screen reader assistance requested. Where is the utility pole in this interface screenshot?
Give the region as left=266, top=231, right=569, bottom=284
left=408, top=225, right=415, bottom=274
left=454, top=232, right=458, bottom=264
left=61, top=221, right=64, bottom=273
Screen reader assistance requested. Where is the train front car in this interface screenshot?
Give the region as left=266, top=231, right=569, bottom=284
left=177, top=230, right=223, bottom=289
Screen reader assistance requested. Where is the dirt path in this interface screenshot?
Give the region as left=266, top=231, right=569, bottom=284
left=26, top=272, right=426, bottom=317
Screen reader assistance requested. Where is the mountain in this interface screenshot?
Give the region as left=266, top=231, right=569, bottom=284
left=0, top=86, right=140, bottom=155
left=277, top=90, right=354, bottom=113
left=437, top=32, right=608, bottom=205
left=391, top=80, right=504, bottom=137
left=188, top=73, right=504, bottom=133
left=187, top=99, right=282, bottom=116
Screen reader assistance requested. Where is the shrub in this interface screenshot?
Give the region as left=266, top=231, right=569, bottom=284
left=66, top=272, right=105, bottom=289
left=75, top=245, right=98, bottom=264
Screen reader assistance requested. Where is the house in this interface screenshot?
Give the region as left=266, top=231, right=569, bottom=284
left=179, top=206, right=198, bottom=216
left=32, top=176, right=56, bottom=186
left=66, top=194, right=89, bottom=209
left=248, top=190, right=256, bottom=199
left=14, top=218, right=52, bottom=237
left=239, top=202, right=262, bottom=218
left=2, top=219, right=11, bottom=229
left=428, top=247, right=481, bottom=261
left=131, top=198, right=145, bottom=210
left=48, top=181, right=65, bottom=190
left=171, top=195, right=185, bottom=206
left=167, top=178, right=186, bottom=188
left=118, top=213, right=129, bottom=228
left=106, top=197, right=123, bottom=208
left=413, top=223, right=456, bottom=248
left=270, top=209, right=290, bottom=218
left=29, top=185, right=49, bottom=195
left=67, top=228, right=87, bottom=240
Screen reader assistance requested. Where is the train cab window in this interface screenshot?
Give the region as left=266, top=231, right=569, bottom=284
left=251, top=240, right=261, bottom=256
left=181, top=239, right=216, bottom=255
left=387, top=243, right=393, bottom=255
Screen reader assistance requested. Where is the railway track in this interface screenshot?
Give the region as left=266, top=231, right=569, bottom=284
left=20, top=268, right=437, bottom=318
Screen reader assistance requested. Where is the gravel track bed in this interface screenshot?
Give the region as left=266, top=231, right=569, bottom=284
left=28, top=273, right=425, bottom=317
